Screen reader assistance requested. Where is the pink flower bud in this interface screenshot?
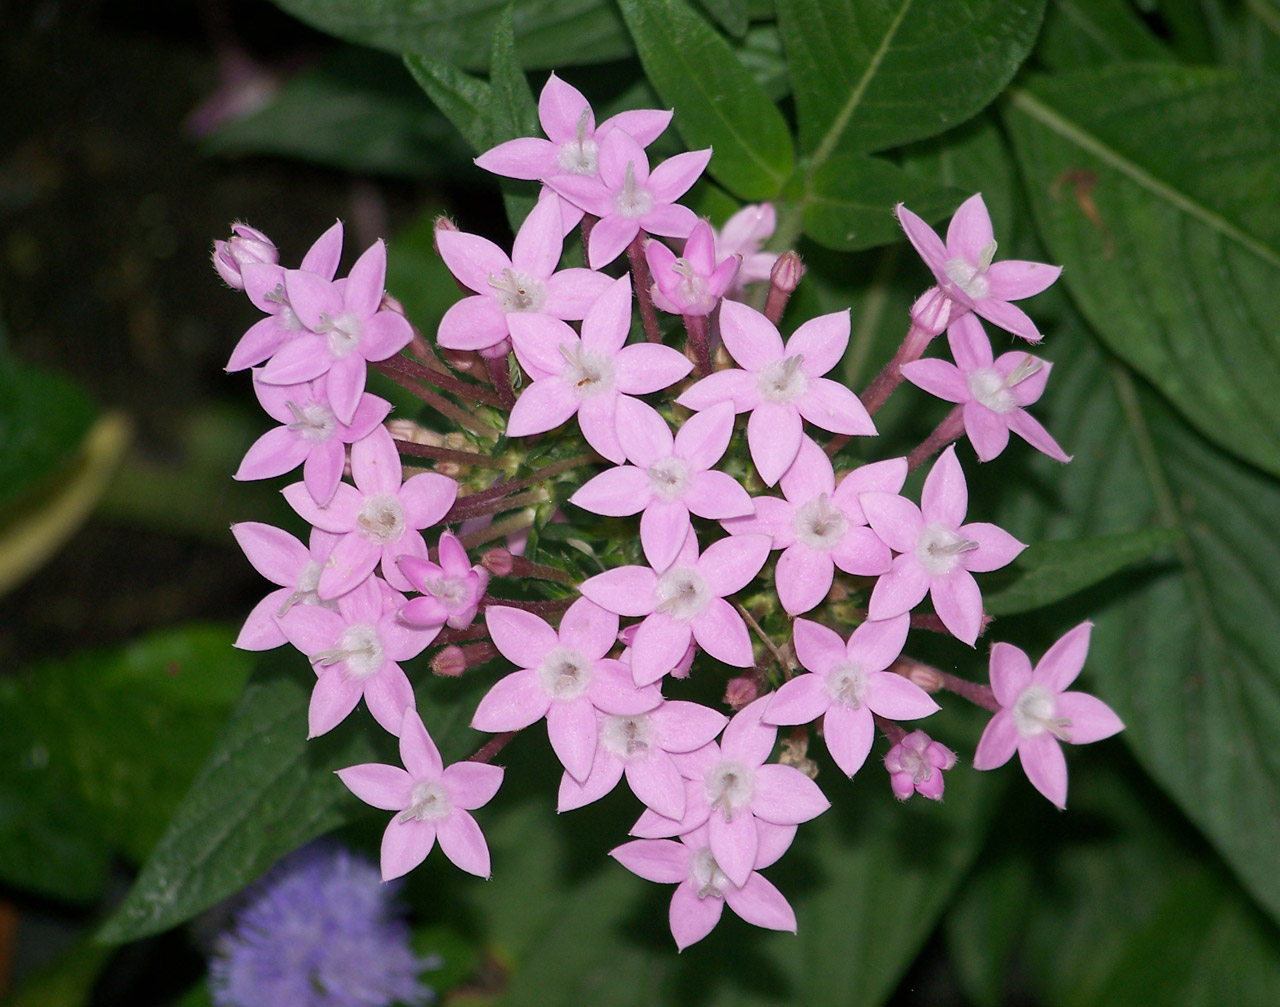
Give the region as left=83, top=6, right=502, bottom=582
left=908, top=285, right=953, bottom=336
left=724, top=676, right=758, bottom=710
left=432, top=215, right=459, bottom=258
left=482, top=547, right=515, bottom=577
left=212, top=223, right=277, bottom=290
left=769, top=250, right=805, bottom=293
left=885, top=730, right=956, bottom=801
left=431, top=645, right=467, bottom=677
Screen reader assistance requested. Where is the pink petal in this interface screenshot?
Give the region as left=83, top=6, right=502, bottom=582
left=544, top=268, right=615, bottom=320
left=576, top=393, right=625, bottom=463
left=647, top=147, right=713, bottom=203
left=860, top=492, right=924, bottom=554
left=832, top=457, right=908, bottom=522
left=398, top=708, right=443, bottom=779
left=538, top=72, right=594, bottom=141
left=307, top=669, right=364, bottom=738
left=920, top=445, right=968, bottom=527
left=437, top=809, right=492, bottom=877
left=558, top=752, right=624, bottom=812
left=580, top=275, right=633, bottom=355
left=930, top=570, right=985, bottom=646
left=641, top=499, right=691, bottom=571
left=709, top=808, right=758, bottom=888
left=791, top=618, right=846, bottom=676
left=849, top=612, right=911, bottom=671
left=632, top=613, right=695, bottom=686
left=360, top=310, right=411, bottom=364
left=675, top=368, right=759, bottom=412
left=1018, top=732, right=1069, bottom=809
left=587, top=214, right=640, bottom=269
left=612, top=344, right=694, bottom=395
left=441, top=761, right=504, bottom=811
left=227, top=315, right=292, bottom=371
left=779, top=436, right=834, bottom=503
left=508, top=313, right=577, bottom=377
left=830, top=526, right=893, bottom=576
left=345, top=239, right=387, bottom=318
left=548, top=697, right=599, bottom=782
left=763, top=674, right=831, bottom=726
left=325, top=354, right=366, bottom=427
left=690, top=597, right=755, bottom=667
left=973, top=709, right=1019, bottom=770
left=335, top=763, right=414, bottom=811
left=302, top=440, right=346, bottom=506
left=748, top=402, right=802, bottom=486
left=316, top=533, right=380, bottom=600
left=437, top=295, right=510, bottom=351
left=698, top=534, right=772, bottom=597
left=601, top=108, right=672, bottom=147
left=284, top=270, right=343, bottom=331
left=670, top=880, right=725, bottom=950
left=485, top=606, right=558, bottom=668
left=258, top=334, right=331, bottom=385
left=775, top=546, right=834, bottom=615
left=683, top=470, right=754, bottom=520
left=902, top=358, right=970, bottom=403
left=510, top=196, right=563, bottom=278
left=723, top=872, right=796, bottom=933
left=283, top=481, right=359, bottom=533
left=1007, top=409, right=1072, bottom=463
left=506, top=378, right=580, bottom=437
left=718, top=299, right=784, bottom=371
left=961, top=521, right=1026, bottom=572
left=945, top=193, right=994, bottom=264
left=973, top=297, right=1043, bottom=342
left=231, top=522, right=308, bottom=586
left=985, top=259, right=1062, bottom=301
left=349, top=425, right=400, bottom=493
left=300, top=220, right=344, bottom=279
left=947, top=312, right=995, bottom=371
left=276, top=603, right=344, bottom=655
left=639, top=202, right=698, bottom=239
left=234, top=592, right=289, bottom=651
left=626, top=753, right=687, bottom=820
left=786, top=309, right=850, bottom=377
left=616, top=396, right=673, bottom=466
left=475, top=136, right=556, bottom=179
left=1037, top=621, right=1094, bottom=692
left=363, top=663, right=417, bottom=736
left=989, top=643, right=1034, bottom=707
left=866, top=555, right=931, bottom=620
left=653, top=701, right=729, bottom=752
left=436, top=230, right=512, bottom=293
left=570, top=465, right=650, bottom=517
left=795, top=378, right=876, bottom=436
left=895, top=203, right=950, bottom=281
left=471, top=668, right=552, bottom=732
left=580, top=565, right=658, bottom=617
left=557, top=597, right=619, bottom=659
left=963, top=402, right=1011, bottom=461
left=721, top=696, right=777, bottom=765
left=674, top=401, right=735, bottom=470
left=609, top=838, right=688, bottom=884
left=1057, top=691, right=1124, bottom=745
left=400, top=473, right=458, bottom=530
left=822, top=704, right=875, bottom=777
left=865, top=672, right=940, bottom=720
left=752, top=763, right=830, bottom=824
left=380, top=816, right=435, bottom=881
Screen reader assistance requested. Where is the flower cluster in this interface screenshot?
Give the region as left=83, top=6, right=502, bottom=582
left=217, top=72, right=1122, bottom=952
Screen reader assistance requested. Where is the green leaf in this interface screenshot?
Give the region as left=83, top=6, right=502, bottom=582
left=98, top=656, right=489, bottom=943
left=269, top=0, right=632, bottom=70
left=998, top=317, right=1280, bottom=926
left=0, top=625, right=253, bottom=901
left=801, top=154, right=963, bottom=252
left=1035, top=0, right=1172, bottom=70
left=201, top=47, right=473, bottom=178
left=402, top=54, right=497, bottom=155
left=1005, top=66, right=1280, bottom=477
left=776, top=0, right=1046, bottom=163
left=618, top=0, right=795, bottom=200
left=983, top=528, right=1180, bottom=616
left=488, top=5, right=541, bottom=228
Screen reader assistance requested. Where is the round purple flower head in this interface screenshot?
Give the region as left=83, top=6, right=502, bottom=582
left=209, top=842, right=438, bottom=1007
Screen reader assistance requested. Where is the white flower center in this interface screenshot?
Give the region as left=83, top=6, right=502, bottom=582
left=1012, top=684, right=1071, bottom=740
left=670, top=258, right=708, bottom=308
left=559, top=343, right=614, bottom=399
left=826, top=660, right=868, bottom=709
left=556, top=109, right=598, bottom=175
left=357, top=493, right=407, bottom=545
left=647, top=456, right=692, bottom=501
left=794, top=493, right=848, bottom=552
left=654, top=566, right=711, bottom=622
left=614, top=161, right=653, bottom=219
left=915, top=523, right=979, bottom=577
left=967, top=367, right=1018, bottom=414
left=943, top=239, right=996, bottom=300
left=537, top=645, right=593, bottom=701
left=488, top=268, right=547, bottom=314
left=318, top=310, right=363, bottom=358
left=892, top=742, right=935, bottom=786
left=756, top=354, right=807, bottom=404
left=705, top=758, right=754, bottom=822
left=425, top=574, right=471, bottom=611
left=401, top=780, right=452, bottom=823
left=312, top=623, right=384, bottom=680
left=285, top=399, right=339, bottom=442
left=690, top=846, right=731, bottom=900
left=276, top=560, right=326, bottom=618
left=599, top=713, right=657, bottom=761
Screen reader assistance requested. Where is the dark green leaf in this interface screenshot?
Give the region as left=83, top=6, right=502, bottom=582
left=488, top=6, right=541, bottom=227
left=801, top=154, right=963, bottom=251
left=698, top=0, right=749, bottom=37
left=1036, top=0, right=1172, bottom=70
left=270, top=0, right=631, bottom=70
left=402, top=54, right=496, bottom=154
left=776, top=0, right=1046, bottom=162
left=1005, top=66, right=1280, bottom=476
left=201, top=48, right=473, bottom=178
left=983, top=528, right=1180, bottom=616
left=619, top=0, right=795, bottom=200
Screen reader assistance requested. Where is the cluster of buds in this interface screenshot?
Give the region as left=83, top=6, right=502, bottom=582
left=216, top=73, right=1123, bottom=951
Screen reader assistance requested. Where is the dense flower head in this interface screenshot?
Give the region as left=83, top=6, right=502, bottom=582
left=209, top=842, right=437, bottom=1007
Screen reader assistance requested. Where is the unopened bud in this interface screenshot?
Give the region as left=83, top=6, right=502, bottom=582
left=899, top=659, right=943, bottom=693
left=212, top=222, right=277, bottom=289
left=432, top=645, right=467, bottom=677
left=379, top=292, right=407, bottom=317
left=724, top=676, right=758, bottom=710
left=482, top=547, right=515, bottom=577
left=386, top=419, right=444, bottom=446
left=769, top=250, right=805, bottom=293
left=432, top=215, right=459, bottom=258
left=908, top=285, right=952, bottom=336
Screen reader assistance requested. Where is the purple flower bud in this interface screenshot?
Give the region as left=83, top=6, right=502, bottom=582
left=724, top=676, right=758, bottom=710
left=212, top=222, right=277, bottom=290
left=885, top=730, right=956, bottom=801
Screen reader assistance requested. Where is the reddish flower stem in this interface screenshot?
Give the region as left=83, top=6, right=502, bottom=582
left=860, top=321, right=935, bottom=416
left=484, top=353, right=517, bottom=410
left=456, top=453, right=595, bottom=510
left=872, top=713, right=908, bottom=746
left=479, top=596, right=576, bottom=617
left=682, top=312, right=714, bottom=377
left=906, top=405, right=965, bottom=473
left=372, top=361, right=499, bottom=439
left=936, top=669, right=1000, bottom=713
left=469, top=731, right=517, bottom=764
left=393, top=439, right=493, bottom=467
left=627, top=231, right=663, bottom=343
left=483, top=549, right=576, bottom=585
left=434, top=623, right=490, bottom=646
left=379, top=351, right=503, bottom=408
left=446, top=486, right=548, bottom=523
left=457, top=511, right=535, bottom=552
left=580, top=213, right=598, bottom=266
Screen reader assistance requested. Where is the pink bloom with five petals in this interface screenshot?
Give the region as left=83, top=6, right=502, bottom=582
left=230, top=522, right=339, bottom=651
left=644, top=220, right=741, bottom=316
left=397, top=532, right=488, bottom=631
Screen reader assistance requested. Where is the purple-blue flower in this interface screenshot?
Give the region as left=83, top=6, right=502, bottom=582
left=209, top=843, right=438, bottom=1007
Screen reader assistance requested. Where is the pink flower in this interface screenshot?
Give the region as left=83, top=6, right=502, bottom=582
left=723, top=437, right=904, bottom=615
left=557, top=700, right=728, bottom=820
left=580, top=529, right=771, bottom=686
left=475, top=72, right=672, bottom=234
left=901, top=314, right=1070, bottom=463
left=765, top=616, right=938, bottom=777
left=277, top=575, right=437, bottom=737
left=397, top=532, right=488, bottom=631
left=546, top=130, right=710, bottom=269
left=885, top=730, right=957, bottom=801
left=506, top=275, right=692, bottom=463
left=283, top=425, right=458, bottom=599
left=235, top=372, right=391, bottom=505
left=677, top=301, right=875, bottom=486
left=861, top=445, right=1025, bottom=646
left=973, top=622, right=1124, bottom=809
left=226, top=221, right=344, bottom=372
left=257, top=239, right=413, bottom=425
left=337, top=708, right=504, bottom=879
left=627, top=697, right=828, bottom=889
left=713, top=203, right=779, bottom=299
left=435, top=196, right=613, bottom=358
left=610, top=822, right=796, bottom=950
left=230, top=522, right=339, bottom=651
left=569, top=399, right=753, bottom=571
left=471, top=599, right=661, bottom=782
left=644, top=220, right=740, bottom=316
left=896, top=194, right=1061, bottom=341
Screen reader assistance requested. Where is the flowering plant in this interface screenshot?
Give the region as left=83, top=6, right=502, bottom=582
left=6, top=1, right=1280, bottom=1004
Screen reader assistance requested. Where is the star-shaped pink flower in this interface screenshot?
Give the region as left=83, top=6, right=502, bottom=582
left=230, top=522, right=339, bottom=651
left=580, top=529, right=771, bottom=686
left=435, top=195, right=613, bottom=358
left=713, top=203, right=779, bottom=299
left=861, top=445, right=1025, bottom=646
left=337, top=708, right=504, bottom=879
left=676, top=300, right=875, bottom=486
left=901, top=313, right=1070, bottom=463
left=397, top=532, right=488, bottom=631
left=724, top=437, right=904, bottom=615
left=644, top=220, right=741, bottom=316
left=610, top=822, right=796, bottom=950
left=471, top=599, right=661, bottom=783
left=973, top=622, right=1124, bottom=809
left=764, top=615, right=938, bottom=777
left=505, top=275, right=692, bottom=463
left=896, top=194, right=1061, bottom=342
left=569, top=399, right=753, bottom=571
